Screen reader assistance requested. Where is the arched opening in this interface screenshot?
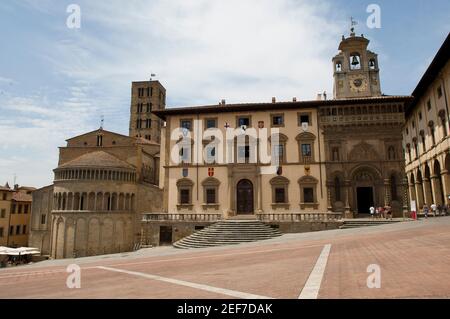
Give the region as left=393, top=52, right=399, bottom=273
left=350, top=52, right=361, bottom=70
left=390, top=174, right=398, bottom=201
left=424, top=164, right=433, bottom=206
left=236, top=179, right=254, bottom=215
left=433, top=160, right=445, bottom=205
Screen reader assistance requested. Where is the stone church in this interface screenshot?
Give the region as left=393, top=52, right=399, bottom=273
left=30, top=30, right=414, bottom=257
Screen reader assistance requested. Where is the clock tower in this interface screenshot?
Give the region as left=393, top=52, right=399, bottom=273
left=332, top=30, right=382, bottom=99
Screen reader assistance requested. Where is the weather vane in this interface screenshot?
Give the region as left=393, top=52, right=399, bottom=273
left=100, top=115, right=104, bottom=129
left=150, top=73, right=156, bottom=81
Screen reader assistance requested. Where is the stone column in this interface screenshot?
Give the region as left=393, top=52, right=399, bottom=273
left=431, top=175, right=444, bottom=205
left=403, top=177, right=409, bottom=217
left=423, top=178, right=433, bottom=206
left=442, top=170, right=450, bottom=204
left=415, top=182, right=424, bottom=209
left=257, top=169, right=263, bottom=214
left=384, top=179, right=391, bottom=206
left=326, top=181, right=333, bottom=212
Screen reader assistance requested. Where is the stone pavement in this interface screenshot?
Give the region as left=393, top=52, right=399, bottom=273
left=1, top=217, right=450, bottom=299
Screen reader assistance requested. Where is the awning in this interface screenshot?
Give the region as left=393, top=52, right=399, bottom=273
left=0, top=247, right=41, bottom=256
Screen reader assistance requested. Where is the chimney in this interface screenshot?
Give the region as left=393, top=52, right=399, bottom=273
left=316, top=94, right=322, bottom=101
left=293, top=97, right=297, bottom=102
left=272, top=97, right=276, bottom=103
left=323, top=91, right=327, bottom=100
left=220, top=99, right=226, bottom=106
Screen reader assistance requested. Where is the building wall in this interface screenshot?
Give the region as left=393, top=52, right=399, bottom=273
left=8, top=200, right=32, bottom=247
left=404, top=59, right=450, bottom=210
left=29, top=185, right=53, bottom=255
left=162, top=108, right=329, bottom=216
left=0, top=190, right=13, bottom=246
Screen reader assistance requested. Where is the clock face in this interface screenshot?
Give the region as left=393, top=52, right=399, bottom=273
left=349, top=75, right=368, bottom=93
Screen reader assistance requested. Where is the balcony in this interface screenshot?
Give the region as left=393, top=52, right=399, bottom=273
left=320, top=113, right=405, bottom=127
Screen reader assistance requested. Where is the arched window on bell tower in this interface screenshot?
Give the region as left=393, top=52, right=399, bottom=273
left=335, top=61, right=342, bottom=72
left=350, top=52, right=361, bottom=70
left=369, top=59, right=376, bottom=70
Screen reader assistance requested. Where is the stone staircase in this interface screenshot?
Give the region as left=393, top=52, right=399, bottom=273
left=173, top=220, right=282, bottom=249
left=340, top=219, right=403, bottom=229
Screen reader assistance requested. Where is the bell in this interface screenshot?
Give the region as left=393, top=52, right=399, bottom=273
left=351, top=56, right=359, bottom=66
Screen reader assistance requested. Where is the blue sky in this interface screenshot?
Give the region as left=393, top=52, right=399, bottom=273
left=0, top=0, right=449, bottom=188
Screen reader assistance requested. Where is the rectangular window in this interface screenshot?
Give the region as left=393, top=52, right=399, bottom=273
left=16, top=225, right=21, bottom=235
left=427, top=100, right=432, bottom=111
left=9, top=226, right=13, bottom=235
left=0, top=209, right=5, bottom=218
left=180, top=120, right=192, bottom=131
left=206, top=189, right=216, bottom=204
left=23, top=225, right=27, bottom=234
left=272, top=114, right=284, bottom=127
left=303, top=188, right=314, bottom=203
left=299, top=114, right=311, bottom=126
left=11, top=204, right=16, bottom=214
left=41, top=214, right=46, bottom=225
left=180, top=189, right=190, bottom=204
left=275, top=188, right=286, bottom=203
left=146, top=119, right=152, bottom=128
left=238, top=145, right=250, bottom=162
left=18, top=205, right=22, bottom=214
left=332, top=147, right=340, bottom=161
left=205, top=119, right=217, bottom=129
left=274, top=144, right=284, bottom=163
left=147, top=103, right=152, bottom=113
left=0, top=227, right=3, bottom=238
left=145, top=135, right=151, bottom=141
left=2, top=193, right=6, bottom=200
left=238, top=117, right=250, bottom=127
left=206, top=146, right=216, bottom=163
left=146, top=87, right=150, bottom=97
left=301, top=144, right=312, bottom=157
left=24, top=205, right=28, bottom=214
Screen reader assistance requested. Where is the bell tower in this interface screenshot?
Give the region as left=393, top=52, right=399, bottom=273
left=333, top=23, right=382, bottom=99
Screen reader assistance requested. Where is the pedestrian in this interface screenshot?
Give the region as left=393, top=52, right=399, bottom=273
left=370, top=206, right=375, bottom=220
left=423, top=204, right=429, bottom=219
left=431, top=203, right=437, bottom=216
left=436, top=204, right=442, bottom=217
left=444, top=204, right=449, bottom=216
left=386, top=205, right=393, bottom=220
left=379, top=206, right=385, bottom=219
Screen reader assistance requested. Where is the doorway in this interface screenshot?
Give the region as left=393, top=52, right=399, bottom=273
left=357, top=187, right=374, bottom=215
left=159, top=226, right=173, bottom=246
left=236, top=179, right=254, bottom=214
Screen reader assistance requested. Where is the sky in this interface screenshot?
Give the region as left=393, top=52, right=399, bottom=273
left=0, top=0, right=449, bottom=188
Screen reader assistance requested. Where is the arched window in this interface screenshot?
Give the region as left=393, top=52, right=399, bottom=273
left=298, top=176, right=319, bottom=209
left=202, top=177, right=220, bottom=207
left=387, top=146, right=396, bottom=160
left=335, top=61, right=342, bottom=72
left=369, top=59, right=376, bottom=70
left=296, top=133, right=316, bottom=163
left=439, top=110, right=448, bottom=138
left=177, top=178, right=194, bottom=209
left=429, top=121, right=436, bottom=146
left=350, top=52, right=361, bottom=70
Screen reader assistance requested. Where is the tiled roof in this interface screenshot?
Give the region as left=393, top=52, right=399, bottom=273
left=58, top=151, right=135, bottom=170
left=153, top=95, right=413, bottom=120
left=12, top=192, right=32, bottom=202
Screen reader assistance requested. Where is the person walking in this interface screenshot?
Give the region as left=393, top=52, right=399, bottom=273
left=431, top=203, right=437, bottom=216
left=423, top=204, right=429, bottom=219
left=379, top=206, right=385, bottom=219
left=370, top=206, right=375, bottom=220
left=386, top=205, right=393, bottom=220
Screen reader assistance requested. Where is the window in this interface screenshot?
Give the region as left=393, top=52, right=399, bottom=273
left=387, top=146, right=396, bottom=160
left=180, top=189, right=190, bottom=204
left=11, top=204, right=16, bottom=214
left=334, top=177, right=341, bottom=201
left=238, top=117, right=250, bottom=128
left=275, top=188, right=286, bottom=204
left=271, top=114, right=284, bottom=127
left=412, top=121, right=415, bottom=129
left=145, top=135, right=151, bottom=140
left=303, top=188, right=314, bottom=203
left=179, top=145, right=191, bottom=163
left=437, top=86, right=443, bottom=98
left=406, top=128, right=409, bottom=135
left=335, top=61, right=342, bottom=72
left=16, top=225, right=21, bottom=235
left=177, top=178, right=194, bottom=208
left=137, top=103, right=143, bottom=113
left=238, top=145, right=251, bottom=163
left=274, top=144, right=284, bottom=163
left=0, top=209, right=5, bottom=218
left=369, top=59, right=376, bottom=70
left=2, top=193, right=6, bottom=200
left=180, top=119, right=192, bottom=131
left=298, top=114, right=311, bottom=126
left=418, top=112, right=422, bottom=121
left=146, top=103, right=152, bottom=113
left=350, top=53, right=361, bottom=70
left=296, top=133, right=316, bottom=163
left=439, top=110, right=448, bottom=138
left=206, top=189, right=216, bottom=204
left=429, top=122, right=436, bottom=145
left=427, top=100, right=432, bottom=111
left=22, top=225, right=27, bottom=234
left=96, top=135, right=103, bottom=147
left=146, top=119, right=152, bottom=128
left=205, top=118, right=217, bottom=129
left=41, top=214, right=46, bottom=225
left=298, top=176, right=318, bottom=208
left=420, top=131, right=426, bottom=152
left=9, top=226, right=13, bottom=236
left=24, top=205, right=28, bottom=214
left=146, top=87, right=150, bottom=97
left=270, top=176, right=290, bottom=208
left=0, top=227, right=3, bottom=238
left=18, top=205, right=22, bottom=214
left=205, top=146, right=216, bottom=164
left=302, top=144, right=312, bottom=157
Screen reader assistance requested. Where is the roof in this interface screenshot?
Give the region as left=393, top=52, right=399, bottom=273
left=0, top=186, right=12, bottom=192
left=12, top=192, right=32, bottom=202
left=153, top=95, right=413, bottom=120
left=57, top=151, right=135, bottom=170
left=407, top=32, right=450, bottom=115
left=66, top=128, right=134, bottom=142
